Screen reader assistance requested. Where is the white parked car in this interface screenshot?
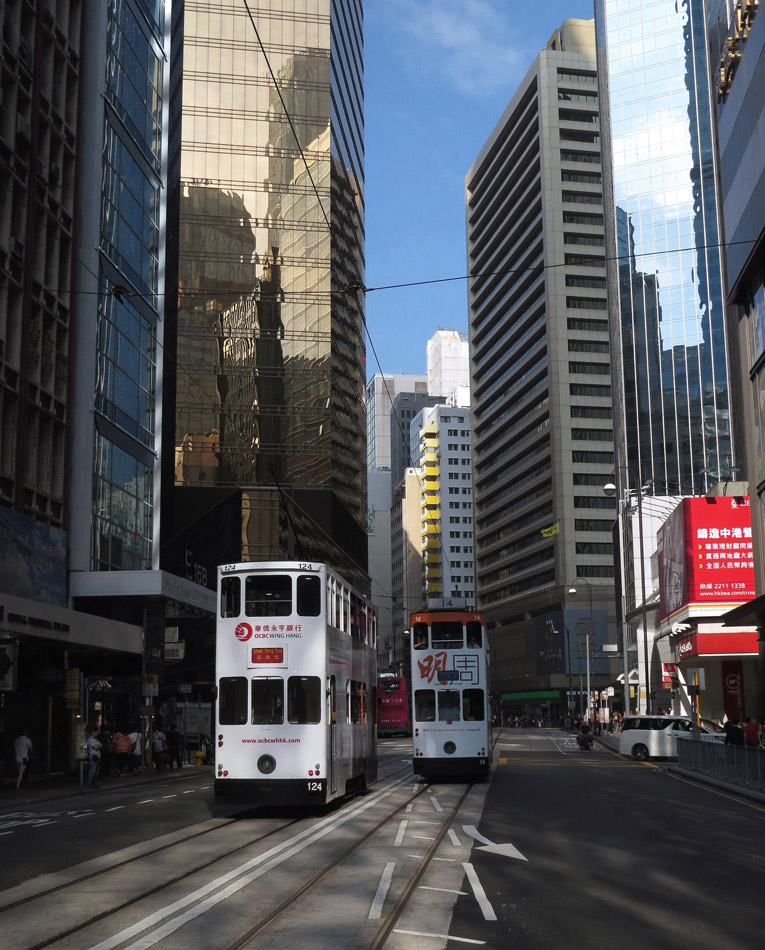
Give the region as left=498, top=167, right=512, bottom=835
left=619, top=715, right=724, bottom=761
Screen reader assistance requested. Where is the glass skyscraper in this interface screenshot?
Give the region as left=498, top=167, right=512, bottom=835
left=165, top=1, right=367, bottom=584
left=596, top=0, right=732, bottom=493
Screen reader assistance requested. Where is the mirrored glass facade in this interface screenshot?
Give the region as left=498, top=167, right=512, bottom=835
left=596, top=0, right=732, bottom=493
left=91, top=0, right=166, bottom=570
left=169, top=0, right=366, bottom=555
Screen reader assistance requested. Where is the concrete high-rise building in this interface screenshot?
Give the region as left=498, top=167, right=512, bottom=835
left=366, top=374, right=427, bottom=471
left=366, top=373, right=427, bottom=665
left=164, top=1, right=368, bottom=591
left=413, top=404, right=475, bottom=611
left=427, top=329, right=470, bottom=408
left=466, top=20, right=613, bottom=719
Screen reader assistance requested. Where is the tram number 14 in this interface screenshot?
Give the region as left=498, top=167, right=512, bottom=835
left=307, top=780, right=324, bottom=793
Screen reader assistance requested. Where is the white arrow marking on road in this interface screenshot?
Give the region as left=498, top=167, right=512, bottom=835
left=463, top=824, right=528, bottom=861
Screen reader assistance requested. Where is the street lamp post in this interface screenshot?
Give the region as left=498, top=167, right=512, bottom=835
left=568, top=579, right=593, bottom=723
left=604, top=472, right=652, bottom=714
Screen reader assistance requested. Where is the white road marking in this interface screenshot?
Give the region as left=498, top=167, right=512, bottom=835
left=433, top=857, right=458, bottom=862
left=394, top=819, right=408, bottom=847
left=405, top=803, right=413, bottom=813
left=87, top=779, right=406, bottom=950
left=448, top=829, right=461, bottom=846
left=463, top=825, right=528, bottom=861
left=137, top=800, right=155, bottom=805
left=428, top=795, right=443, bottom=813
left=368, top=862, right=396, bottom=919
left=0, top=831, right=13, bottom=836
left=462, top=862, right=497, bottom=921
left=161, top=795, right=177, bottom=799
left=106, top=806, right=125, bottom=812
left=411, top=834, right=436, bottom=841
left=182, top=790, right=195, bottom=794
left=419, top=885, right=468, bottom=895
left=393, top=930, right=485, bottom=945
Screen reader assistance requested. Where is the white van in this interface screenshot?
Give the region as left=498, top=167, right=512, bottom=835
left=619, top=715, right=723, bottom=761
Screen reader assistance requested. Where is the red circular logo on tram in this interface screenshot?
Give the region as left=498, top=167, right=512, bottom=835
left=235, top=622, right=253, bottom=642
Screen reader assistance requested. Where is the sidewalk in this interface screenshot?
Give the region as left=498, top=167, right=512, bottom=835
left=0, top=762, right=214, bottom=812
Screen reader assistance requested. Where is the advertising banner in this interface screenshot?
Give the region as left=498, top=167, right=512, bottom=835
left=658, top=496, right=754, bottom=623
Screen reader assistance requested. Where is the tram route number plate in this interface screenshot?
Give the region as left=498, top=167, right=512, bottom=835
left=307, top=780, right=325, bottom=794
left=437, top=670, right=459, bottom=683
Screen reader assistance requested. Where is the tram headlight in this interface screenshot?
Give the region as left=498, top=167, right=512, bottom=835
left=257, top=754, right=277, bottom=774
left=443, top=741, right=456, bottom=755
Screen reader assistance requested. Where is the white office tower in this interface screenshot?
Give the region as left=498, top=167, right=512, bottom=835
left=465, top=20, right=615, bottom=713
left=427, top=330, right=471, bottom=408
left=412, top=405, right=475, bottom=611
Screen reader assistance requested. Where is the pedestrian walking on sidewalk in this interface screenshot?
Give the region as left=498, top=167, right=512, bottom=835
left=14, top=725, right=33, bottom=790
left=86, top=726, right=103, bottom=788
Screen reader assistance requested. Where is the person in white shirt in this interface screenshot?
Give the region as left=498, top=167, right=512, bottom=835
left=14, top=725, right=33, bottom=790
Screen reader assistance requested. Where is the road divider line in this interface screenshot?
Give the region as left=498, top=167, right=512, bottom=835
left=368, top=862, right=395, bottom=919
left=393, top=929, right=485, bottom=945
left=462, top=862, right=497, bottom=921
left=394, top=819, right=408, bottom=847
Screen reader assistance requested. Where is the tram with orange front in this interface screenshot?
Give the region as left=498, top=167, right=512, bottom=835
left=410, top=609, right=490, bottom=778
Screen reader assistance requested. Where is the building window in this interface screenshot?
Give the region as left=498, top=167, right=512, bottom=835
left=567, top=297, right=608, bottom=310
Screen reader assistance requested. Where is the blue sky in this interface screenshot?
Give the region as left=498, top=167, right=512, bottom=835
left=363, top=0, right=597, bottom=378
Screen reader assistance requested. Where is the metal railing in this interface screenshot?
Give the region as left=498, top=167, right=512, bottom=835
left=676, top=739, right=765, bottom=796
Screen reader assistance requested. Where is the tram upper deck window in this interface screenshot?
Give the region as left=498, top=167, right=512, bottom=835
left=412, top=622, right=428, bottom=650
left=218, top=677, right=248, bottom=724
left=220, top=577, right=241, bottom=618
left=288, top=676, right=321, bottom=724
left=297, top=575, right=321, bottom=616
left=431, top=621, right=464, bottom=649
left=245, top=575, right=291, bottom=616
left=251, top=677, right=284, bottom=724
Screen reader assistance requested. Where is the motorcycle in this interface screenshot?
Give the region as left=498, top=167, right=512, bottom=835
left=576, top=731, right=594, bottom=750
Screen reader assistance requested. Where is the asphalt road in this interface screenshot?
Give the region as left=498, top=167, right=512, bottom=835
left=450, top=730, right=765, bottom=949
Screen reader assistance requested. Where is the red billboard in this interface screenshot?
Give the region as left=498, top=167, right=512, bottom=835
left=658, top=496, right=754, bottom=623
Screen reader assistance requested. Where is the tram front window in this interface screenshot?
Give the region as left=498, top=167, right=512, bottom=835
left=245, top=575, right=292, bottom=616
left=431, top=621, right=463, bottom=649
left=288, top=676, right=321, bottom=724
left=466, top=621, right=482, bottom=648
left=414, top=689, right=436, bottom=722
left=297, top=575, right=321, bottom=616
left=412, top=622, right=428, bottom=650
left=220, top=577, right=241, bottom=618
left=219, top=677, right=248, bottom=724
left=463, top=689, right=485, bottom=721
left=252, top=677, right=284, bottom=724
left=438, top=690, right=461, bottom=722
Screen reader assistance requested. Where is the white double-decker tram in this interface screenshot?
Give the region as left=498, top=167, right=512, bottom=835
left=410, top=609, right=491, bottom=778
left=215, top=561, right=377, bottom=806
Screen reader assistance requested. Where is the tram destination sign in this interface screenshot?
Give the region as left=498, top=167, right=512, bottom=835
left=252, top=647, right=284, bottom=664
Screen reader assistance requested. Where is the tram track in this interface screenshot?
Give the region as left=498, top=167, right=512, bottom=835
left=0, top=759, right=415, bottom=950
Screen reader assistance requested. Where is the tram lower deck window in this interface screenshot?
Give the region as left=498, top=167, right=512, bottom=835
left=219, top=677, right=248, bottom=724
left=438, top=689, right=461, bottom=721
left=414, top=689, right=436, bottom=722
left=288, top=676, right=321, bottom=724
left=251, top=677, right=284, bottom=724
left=463, top=688, right=485, bottom=721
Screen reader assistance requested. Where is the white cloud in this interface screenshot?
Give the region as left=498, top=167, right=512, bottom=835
left=371, top=0, right=528, bottom=97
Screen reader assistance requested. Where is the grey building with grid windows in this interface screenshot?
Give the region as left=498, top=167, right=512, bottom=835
left=466, top=20, right=614, bottom=714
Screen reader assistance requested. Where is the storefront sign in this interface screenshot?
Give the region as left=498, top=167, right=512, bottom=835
left=658, top=496, right=755, bottom=624
left=676, top=631, right=758, bottom=659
